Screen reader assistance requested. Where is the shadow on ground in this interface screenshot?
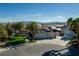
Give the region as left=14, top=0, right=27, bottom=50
left=7, top=43, right=26, bottom=50
left=42, top=46, right=79, bottom=56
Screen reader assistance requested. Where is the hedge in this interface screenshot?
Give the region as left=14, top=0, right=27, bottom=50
left=7, top=36, right=26, bottom=45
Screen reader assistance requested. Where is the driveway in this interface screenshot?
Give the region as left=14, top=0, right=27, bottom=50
left=0, top=43, right=64, bottom=56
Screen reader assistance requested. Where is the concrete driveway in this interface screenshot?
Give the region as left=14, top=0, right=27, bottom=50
left=0, top=43, right=64, bottom=56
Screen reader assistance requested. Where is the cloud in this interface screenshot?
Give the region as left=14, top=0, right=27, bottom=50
left=20, top=14, right=42, bottom=18
left=0, top=18, right=24, bottom=23
left=0, top=14, right=67, bottom=23
left=51, top=16, right=67, bottom=22
left=28, top=14, right=42, bottom=17
left=0, top=13, right=42, bottom=23
left=26, top=15, right=67, bottom=22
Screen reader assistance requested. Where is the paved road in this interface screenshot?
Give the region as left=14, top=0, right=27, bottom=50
left=0, top=43, right=64, bottom=56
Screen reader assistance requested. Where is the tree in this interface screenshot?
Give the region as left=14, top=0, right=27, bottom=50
left=0, top=25, right=8, bottom=42
left=6, top=23, right=14, bottom=36
left=67, top=17, right=79, bottom=47
left=11, top=22, right=24, bottom=36
left=73, top=18, right=79, bottom=39
left=26, top=22, right=38, bottom=42
left=67, top=17, right=73, bottom=30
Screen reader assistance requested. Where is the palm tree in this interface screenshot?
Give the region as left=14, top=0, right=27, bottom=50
left=26, top=22, right=38, bottom=42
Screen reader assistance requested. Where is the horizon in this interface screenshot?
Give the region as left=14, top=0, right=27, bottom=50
left=0, top=20, right=66, bottom=24
left=0, top=3, right=79, bottom=23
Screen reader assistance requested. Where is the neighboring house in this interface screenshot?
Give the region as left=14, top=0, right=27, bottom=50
left=56, top=25, right=64, bottom=28
left=34, top=31, right=56, bottom=40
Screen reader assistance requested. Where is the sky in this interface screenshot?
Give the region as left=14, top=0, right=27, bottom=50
left=0, top=3, right=79, bottom=23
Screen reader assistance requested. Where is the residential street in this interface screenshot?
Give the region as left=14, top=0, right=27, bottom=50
left=0, top=43, right=64, bottom=56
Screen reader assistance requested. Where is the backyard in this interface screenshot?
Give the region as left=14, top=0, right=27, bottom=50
left=0, top=16, right=79, bottom=56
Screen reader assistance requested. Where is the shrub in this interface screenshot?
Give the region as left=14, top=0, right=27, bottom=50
left=7, top=36, right=26, bottom=45
left=66, top=39, right=79, bottom=48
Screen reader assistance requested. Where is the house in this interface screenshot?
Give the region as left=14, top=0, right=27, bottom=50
left=34, top=32, right=56, bottom=40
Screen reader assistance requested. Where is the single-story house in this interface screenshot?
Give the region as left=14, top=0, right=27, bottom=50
left=34, top=32, right=56, bottom=40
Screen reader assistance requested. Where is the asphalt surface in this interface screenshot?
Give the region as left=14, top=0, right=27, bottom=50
left=0, top=43, right=64, bottom=56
